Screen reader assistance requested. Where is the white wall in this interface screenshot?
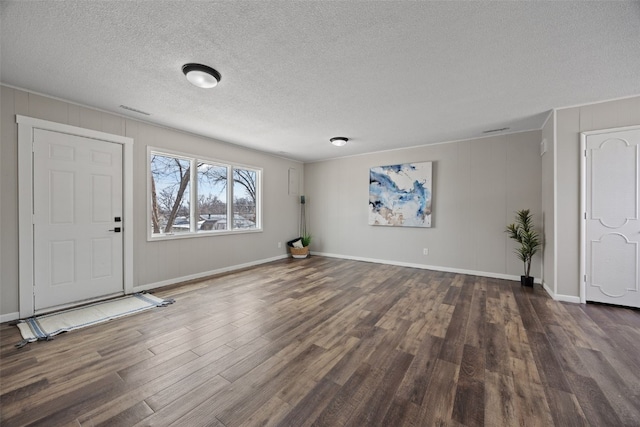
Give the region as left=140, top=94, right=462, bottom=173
left=305, top=131, right=542, bottom=279
left=555, top=95, right=640, bottom=299
left=0, top=86, right=302, bottom=319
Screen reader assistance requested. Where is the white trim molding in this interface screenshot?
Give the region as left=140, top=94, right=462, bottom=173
left=16, top=115, right=134, bottom=318
left=552, top=109, right=559, bottom=300
left=0, top=312, right=20, bottom=323
left=554, top=294, right=582, bottom=304
left=133, top=254, right=288, bottom=293
left=313, top=252, right=544, bottom=285
left=543, top=279, right=581, bottom=304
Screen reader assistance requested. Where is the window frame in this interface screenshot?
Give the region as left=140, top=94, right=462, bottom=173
left=147, top=146, right=262, bottom=241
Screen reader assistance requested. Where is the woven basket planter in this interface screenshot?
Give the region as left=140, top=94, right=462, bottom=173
left=289, top=246, right=309, bottom=259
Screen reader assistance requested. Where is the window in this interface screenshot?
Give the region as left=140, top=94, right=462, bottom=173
left=197, top=162, right=228, bottom=231
left=233, top=168, right=257, bottom=229
left=149, top=148, right=261, bottom=239
left=150, top=153, right=191, bottom=234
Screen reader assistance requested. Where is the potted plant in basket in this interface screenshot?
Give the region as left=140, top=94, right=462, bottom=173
left=505, top=209, right=540, bottom=287
left=288, top=234, right=311, bottom=258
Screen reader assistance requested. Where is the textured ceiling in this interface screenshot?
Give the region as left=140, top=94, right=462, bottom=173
left=2, top=1, right=639, bottom=162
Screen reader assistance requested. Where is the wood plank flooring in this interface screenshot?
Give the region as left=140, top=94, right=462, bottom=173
left=1, top=256, right=640, bottom=426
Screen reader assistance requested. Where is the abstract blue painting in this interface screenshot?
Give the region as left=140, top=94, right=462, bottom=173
left=369, top=161, right=432, bottom=227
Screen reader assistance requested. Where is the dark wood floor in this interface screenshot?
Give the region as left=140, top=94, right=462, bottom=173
left=1, top=257, right=640, bottom=426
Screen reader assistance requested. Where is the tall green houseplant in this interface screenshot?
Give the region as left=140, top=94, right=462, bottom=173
left=505, top=209, right=540, bottom=284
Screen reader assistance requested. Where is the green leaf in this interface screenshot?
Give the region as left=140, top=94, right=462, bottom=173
left=506, top=209, right=540, bottom=276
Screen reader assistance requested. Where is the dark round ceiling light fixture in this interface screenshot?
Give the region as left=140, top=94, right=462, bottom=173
left=182, top=63, right=221, bottom=88
left=330, top=137, right=348, bottom=147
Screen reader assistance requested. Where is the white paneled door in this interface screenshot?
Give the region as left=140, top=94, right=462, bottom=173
left=583, top=127, right=640, bottom=308
left=32, top=129, right=124, bottom=310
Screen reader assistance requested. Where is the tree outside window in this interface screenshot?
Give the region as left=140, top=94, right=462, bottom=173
left=233, top=168, right=257, bottom=229
left=150, top=154, right=190, bottom=234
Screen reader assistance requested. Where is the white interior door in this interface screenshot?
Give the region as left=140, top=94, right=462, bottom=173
left=32, top=128, right=124, bottom=310
left=583, top=127, right=640, bottom=308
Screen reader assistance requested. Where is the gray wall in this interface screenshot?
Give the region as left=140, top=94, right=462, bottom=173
left=541, top=112, right=555, bottom=293
left=4, top=85, right=637, bottom=317
left=305, top=131, right=543, bottom=279
left=555, top=95, right=640, bottom=298
left=0, top=86, right=302, bottom=318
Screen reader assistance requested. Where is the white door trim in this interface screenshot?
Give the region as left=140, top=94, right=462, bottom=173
left=580, top=124, right=640, bottom=304
left=17, top=115, right=134, bottom=318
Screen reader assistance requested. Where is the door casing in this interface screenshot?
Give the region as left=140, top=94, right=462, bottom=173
left=17, top=115, right=134, bottom=318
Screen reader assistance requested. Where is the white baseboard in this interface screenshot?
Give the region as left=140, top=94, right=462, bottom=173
left=542, top=281, right=555, bottom=299
left=314, top=252, right=536, bottom=284
left=133, top=254, right=289, bottom=293
left=552, top=293, right=581, bottom=304
left=1, top=312, right=20, bottom=323
left=1, top=254, right=580, bottom=322
left=318, top=252, right=587, bottom=303
left=540, top=281, right=581, bottom=303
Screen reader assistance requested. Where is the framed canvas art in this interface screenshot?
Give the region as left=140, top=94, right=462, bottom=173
left=369, top=161, right=433, bottom=227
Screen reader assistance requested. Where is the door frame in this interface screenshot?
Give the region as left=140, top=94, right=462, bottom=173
left=17, top=115, right=134, bottom=318
left=580, top=124, right=640, bottom=304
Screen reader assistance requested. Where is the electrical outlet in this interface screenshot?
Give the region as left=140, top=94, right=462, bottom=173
left=278, top=242, right=282, bottom=249
left=423, top=248, right=429, bottom=255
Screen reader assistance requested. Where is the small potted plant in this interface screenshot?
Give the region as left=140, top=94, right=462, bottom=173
left=505, top=209, right=540, bottom=287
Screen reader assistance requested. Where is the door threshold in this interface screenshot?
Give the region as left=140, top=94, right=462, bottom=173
left=34, top=292, right=125, bottom=316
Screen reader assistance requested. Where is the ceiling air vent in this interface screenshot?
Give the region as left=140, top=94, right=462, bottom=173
left=119, top=105, right=151, bottom=116
left=482, top=127, right=510, bottom=134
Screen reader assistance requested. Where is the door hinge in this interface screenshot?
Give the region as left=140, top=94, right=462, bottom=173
left=584, top=274, right=588, bottom=282
left=584, top=149, right=588, bottom=157
left=584, top=212, right=587, bottom=220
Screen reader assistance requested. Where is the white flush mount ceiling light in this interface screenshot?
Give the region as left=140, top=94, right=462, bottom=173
left=330, top=137, right=348, bottom=147
left=182, top=63, right=221, bottom=88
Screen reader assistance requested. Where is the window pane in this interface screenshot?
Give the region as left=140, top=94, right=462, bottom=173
left=233, top=168, right=257, bottom=229
left=197, top=162, right=228, bottom=231
left=150, top=154, right=191, bottom=235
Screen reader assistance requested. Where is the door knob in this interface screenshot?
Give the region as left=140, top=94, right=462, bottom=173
left=108, top=227, right=121, bottom=232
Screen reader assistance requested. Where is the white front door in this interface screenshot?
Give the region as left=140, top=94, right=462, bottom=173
left=32, top=129, right=124, bottom=310
left=583, top=127, right=640, bottom=308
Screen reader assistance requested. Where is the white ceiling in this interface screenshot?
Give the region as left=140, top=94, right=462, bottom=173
left=2, top=1, right=639, bottom=162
